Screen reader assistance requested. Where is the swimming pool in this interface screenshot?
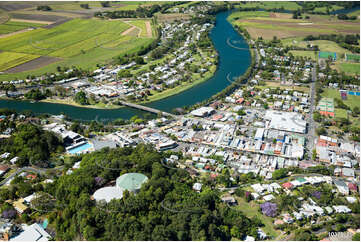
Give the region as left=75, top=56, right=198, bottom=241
left=68, top=142, right=92, bottom=154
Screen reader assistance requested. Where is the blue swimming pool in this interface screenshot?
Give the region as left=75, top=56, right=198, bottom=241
left=68, top=142, right=92, bottom=154
left=348, top=91, right=360, bottom=96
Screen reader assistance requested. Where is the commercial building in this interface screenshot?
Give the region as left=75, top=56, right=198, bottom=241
left=264, top=110, right=307, bottom=133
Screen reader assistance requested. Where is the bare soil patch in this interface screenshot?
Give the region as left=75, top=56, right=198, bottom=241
left=121, top=26, right=137, bottom=36
left=10, top=13, right=67, bottom=22
left=4, top=56, right=61, bottom=73
left=145, top=20, right=152, bottom=38
left=0, top=3, right=34, bottom=11
left=156, top=13, right=191, bottom=23
left=42, top=18, right=71, bottom=29
left=10, top=18, right=54, bottom=25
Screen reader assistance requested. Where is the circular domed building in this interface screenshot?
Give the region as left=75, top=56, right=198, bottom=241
left=116, top=173, right=148, bottom=193
left=93, top=173, right=148, bottom=203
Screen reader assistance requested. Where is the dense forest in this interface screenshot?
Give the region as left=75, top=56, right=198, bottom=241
left=0, top=123, right=64, bottom=167
left=46, top=144, right=262, bottom=240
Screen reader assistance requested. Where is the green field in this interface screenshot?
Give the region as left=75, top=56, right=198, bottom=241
left=233, top=197, right=279, bottom=238
left=127, top=20, right=151, bottom=37
left=337, top=63, right=360, bottom=75
left=227, top=11, right=270, bottom=21
left=321, top=88, right=360, bottom=110
left=0, top=20, right=44, bottom=34
left=238, top=1, right=301, bottom=11
left=0, top=51, right=40, bottom=71
left=289, top=50, right=317, bottom=60
left=0, top=18, right=155, bottom=80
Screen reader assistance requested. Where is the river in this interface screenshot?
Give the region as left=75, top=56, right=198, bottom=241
left=0, top=10, right=252, bottom=121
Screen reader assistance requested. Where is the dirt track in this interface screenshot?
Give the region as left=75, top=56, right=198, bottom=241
left=145, top=20, right=152, bottom=37
left=11, top=18, right=54, bottom=24
left=121, top=26, right=137, bottom=36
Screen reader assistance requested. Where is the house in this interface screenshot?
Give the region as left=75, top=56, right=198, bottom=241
left=334, top=180, right=349, bottom=195
left=0, top=165, right=9, bottom=177
left=282, top=213, right=294, bottom=224
left=192, top=182, right=202, bottom=192
left=332, top=205, right=351, bottom=213
left=282, top=182, right=293, bottom=190
left=341, top=168, right=355, bottom=178
left=10, top=223, right=51, bottom=241
left=221, top=196, right=236, bottom=205
left=348, top=182, right=358, bottom=192
left=12, top=199, right=29, bottom=214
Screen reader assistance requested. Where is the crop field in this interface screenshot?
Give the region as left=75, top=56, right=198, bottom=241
left=0, top=17, right=155, bottom=80
left=127, top=20, right=152, bottom=37
left=237, top=1, right=301, bottom=11
left=0, top=20, right=44, bottom=34
left=229, top=11, right=360, bottom=40
left=0, top=51, right=40, bottom=71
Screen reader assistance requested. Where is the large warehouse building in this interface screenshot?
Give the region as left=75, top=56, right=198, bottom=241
left=264, top=110, right=307, bottom=134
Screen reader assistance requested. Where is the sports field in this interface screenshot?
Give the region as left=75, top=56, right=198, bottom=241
left=321, top=88, right=360, bottom=111
left=336, top=63, right=360, bottom=75
left=0, top=18, right=155, bottom=80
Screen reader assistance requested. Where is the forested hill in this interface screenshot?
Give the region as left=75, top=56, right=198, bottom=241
left=48, top=144, right=261, bottom=240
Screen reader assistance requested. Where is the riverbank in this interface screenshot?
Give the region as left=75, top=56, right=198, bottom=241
left=140, top=65, right=217, bottom=104
left=41, top=98, right=123, bottom=110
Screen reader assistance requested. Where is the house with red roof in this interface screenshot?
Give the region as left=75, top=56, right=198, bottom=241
left=348, top=182, right=358, bottom=192
left=282, top=182, right=293, bottom=190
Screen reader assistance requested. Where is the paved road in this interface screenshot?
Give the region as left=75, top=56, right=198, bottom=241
left=0, top=167, right=44, bottom=186
left=305, top=65, right=317, bottom=160
left=0, top=166, right=64, bottom=186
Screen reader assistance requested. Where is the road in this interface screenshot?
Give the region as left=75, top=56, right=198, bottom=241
left=305, top=65, right=317, bottom=160
left=0, top=165, right=64, bottom=186
left=0, top=167, right=44, bottom=186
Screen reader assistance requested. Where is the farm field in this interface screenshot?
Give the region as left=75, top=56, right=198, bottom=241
left=0, top=51, right=40, bottom=71
left=228, top=11, right=360, bottom=40
left=0, top=17, right=155, bottom=80
left=237, top=1, right=301, bottom=11
left=0, top=20, right=44, bottom=34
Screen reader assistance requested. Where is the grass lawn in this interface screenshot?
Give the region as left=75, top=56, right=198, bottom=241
left=334, top=108, right=348, bottom=119
left=234, top=197, right=280, bottom=238
left=289, top=50, right=317, bottom=61
left=348, top=10, right=360, bottom=17
left=141, top=65, right=217, bottom=104
left=321, top=88, right=360, bottom=110
left=336, top=62, right=360, bottom=75
left=256, top=81, right=310, bottom=93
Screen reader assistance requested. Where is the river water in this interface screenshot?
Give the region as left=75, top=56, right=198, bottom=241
left=0, top=11, right=249, bottom=121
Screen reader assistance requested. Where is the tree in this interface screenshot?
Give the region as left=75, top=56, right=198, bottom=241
left=80, top=4, right=90, bottom=9
left=101, top=1, right=111, bottom=7
left=37, top=5, right=52, bottom=11
left=312, top=149, right=317, bottom=160
left=134, top=56, right=145, bottom=65
left=352, top=233, right=360, bottom=241
left=272, top=168, right=287, bottom=180
left=74, top=91, right=89, bottom=105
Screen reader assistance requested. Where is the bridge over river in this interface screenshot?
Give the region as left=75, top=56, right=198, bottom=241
left=119, top=101, right=177, bottom=118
